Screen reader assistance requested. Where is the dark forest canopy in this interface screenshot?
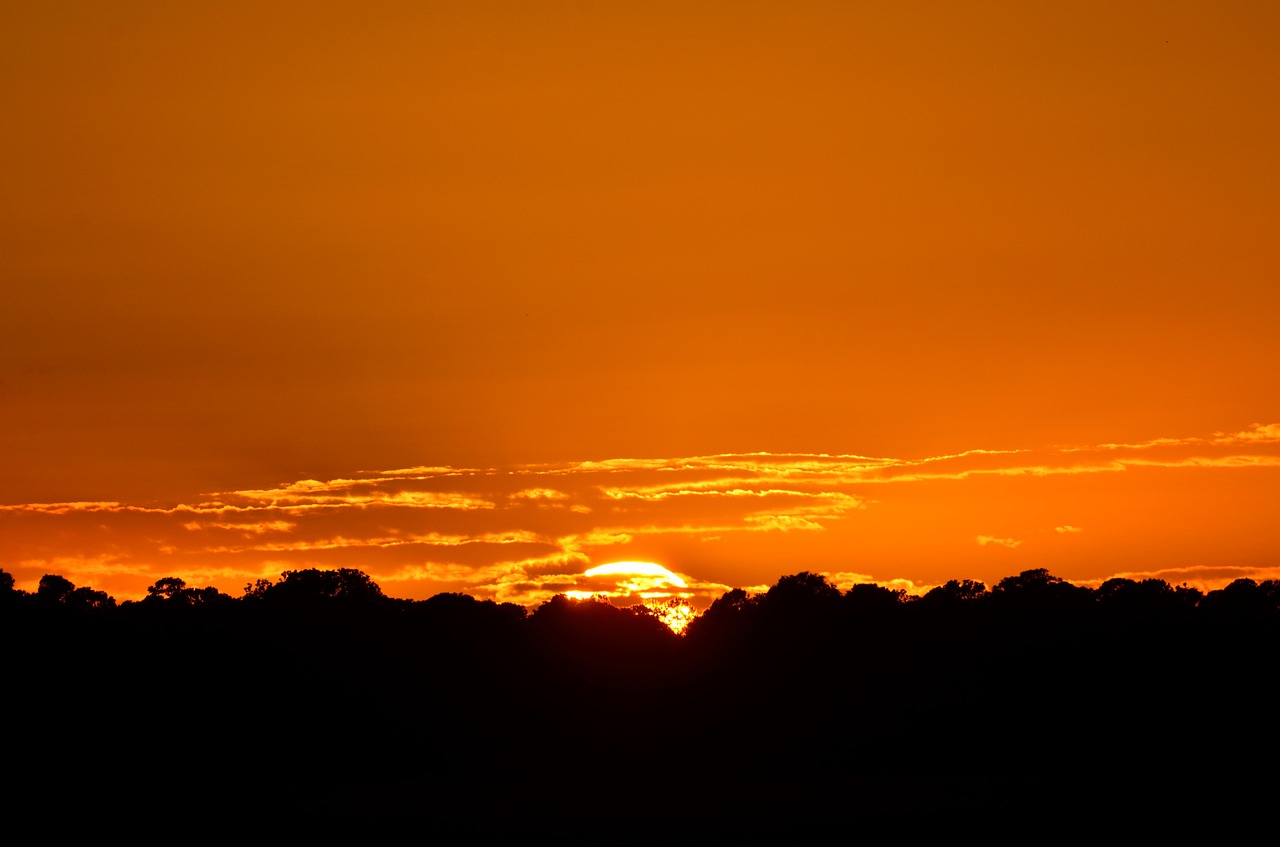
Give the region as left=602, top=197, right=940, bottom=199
left=5, top=565, right=1280, bottom=833
left=5, top=564, right=1280, bottom=627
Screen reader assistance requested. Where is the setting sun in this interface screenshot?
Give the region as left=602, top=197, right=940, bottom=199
left=576, top=562, right=698, bottom=633
left=583, top=562, right=687, bottom=587
left=580, top=561, right=694, bottom=601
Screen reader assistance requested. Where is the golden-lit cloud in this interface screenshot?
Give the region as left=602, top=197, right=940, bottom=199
left=512, top=488, right=569, bottom=501
left=976, top=536, right=1022, bottom=549
left=183, top=520, right=297, bottom=534
left=0, top=501, right=131, bottom=515
left=743, top=514, right=827, bottom=532
left=1227, top=423, right=1280, bottom=443
left=228, top=485, right=496, bottom=511
left=1055, top=526, right=1084, bottom=534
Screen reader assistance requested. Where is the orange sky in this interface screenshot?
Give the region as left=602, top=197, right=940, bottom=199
left=3, top=2, right=1279, bottom=604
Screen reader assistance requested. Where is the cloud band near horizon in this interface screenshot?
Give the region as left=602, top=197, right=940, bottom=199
left=3, top=423, right=1280, bottom=605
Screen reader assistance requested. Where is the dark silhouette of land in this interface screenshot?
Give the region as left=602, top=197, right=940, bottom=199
left=4, top=566, right=1278, bottom=834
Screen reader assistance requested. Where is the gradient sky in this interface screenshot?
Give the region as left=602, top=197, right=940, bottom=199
left=4, top=2, right=1279, bottom=603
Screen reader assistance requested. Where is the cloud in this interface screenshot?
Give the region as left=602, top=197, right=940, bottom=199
left=1122, top=455, right=1280, bottom=470
left=976, top=536, right=1022, bottom=549
left=1092, top=437, right=1204, bottom=451
left=228, top=485, right=496, bottom=511
left=0, top=501, right=130, bottom=514
left=1055, top=525, right=1083, bottom=534
left=511, top=488, right=570, bottom=501
left=209, top=529, right=549, bottom=554
left=374, top=466, right=480, bottom=477
left=601, top=483, right=843, bottom=501
left=183, top=520, right=297, bottom=534
left=743, top=514, right=826, bottom=532
left=1219, top=423, right=1280, bottom=443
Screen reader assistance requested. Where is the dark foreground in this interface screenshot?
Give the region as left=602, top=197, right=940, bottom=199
left=5, top=568, right=1279, bottom=835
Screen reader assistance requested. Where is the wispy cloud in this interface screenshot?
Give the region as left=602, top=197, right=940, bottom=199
left=0, top=501, right=130, bottom=514
left=511, top=488, right=569, bottom=501
left=1219, top=423, right=1280, bottom=444
left=183, top=520, right=297, bottom=534
left=976, top=536, right=1022, bottom=549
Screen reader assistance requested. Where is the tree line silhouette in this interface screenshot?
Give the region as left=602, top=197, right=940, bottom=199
left=5, top=565, right=1278, bottom=833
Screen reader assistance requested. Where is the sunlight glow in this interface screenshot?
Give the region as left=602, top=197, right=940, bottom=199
left=572, top=561, right=701, bottom=632
left=644, top=598, right=698, bottom=634
left=584, top=561, right=687, bottom=587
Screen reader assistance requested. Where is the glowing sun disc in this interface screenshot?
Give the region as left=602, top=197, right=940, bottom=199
left=583, top=561, right=688, bottom=588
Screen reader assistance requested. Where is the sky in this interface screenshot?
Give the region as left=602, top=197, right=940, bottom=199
left=3, top=1, right=1279, bottom=605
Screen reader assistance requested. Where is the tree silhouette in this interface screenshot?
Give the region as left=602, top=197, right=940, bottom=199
left=142, top=576, right=232, bottom=608
left=37, top=573, right=76, bottom=605
left=844, top=582, right=908, bottom=617
left=147, top=576, right=190, bottom=601
left=921, top=578, right=988, bottom=606
left=245, top=567, right=387, bottom=610
left=991, top=568, right=1091, bottom=621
